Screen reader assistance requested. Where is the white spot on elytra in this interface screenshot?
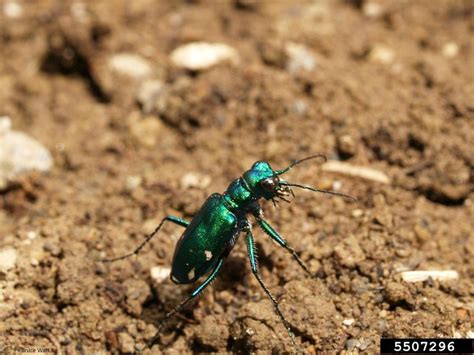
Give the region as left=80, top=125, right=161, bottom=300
left=205, top=250, right=212, bottom=261
left=171, top=274, right=179, bottom=283
left=188, top=268, right=195, bottom=280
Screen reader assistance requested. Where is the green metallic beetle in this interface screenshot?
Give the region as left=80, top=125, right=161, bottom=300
left=104, top=155, right=355, bottom=350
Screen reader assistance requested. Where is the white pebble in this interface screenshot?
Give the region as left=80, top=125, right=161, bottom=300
left=363, top=2, right=384, bottom=18
left=136, top=80, right=164, bottom=114
left=369, top=45, right=395, bottom=64
left=0, top=248, right=17, bottom=271
left=285, top=42, right=317, bottom=73
left=27, top=231, right=37, bottom=240
left=400, top=270, right=459, bottom=283
left=442, top=42, right=459, bottom=58
left=150, top=266, right=171, bottom=283
left=0, top=121, right=53, bottom=189
left=332, top=180, right=343, bottom=191
left=322, top=161, right=391, bottom=184
left=343, top=318, right=355, bottom=326
left=125, top=175, right=142, bottom=191
left=180, top=172, right=211, bottom=189
left=109, top=53, right=152, bottom=78
left=3, top=1, right=22, bottom=18
left=170, top=42, right=239, bottom=71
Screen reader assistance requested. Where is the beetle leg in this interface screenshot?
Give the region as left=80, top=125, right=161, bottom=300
left=145, top=258, right=224, bottom=350
left=245, top=228, right=298, bottom=349
left=255, top=217, right=313, bottom=278
left=101, top=215, right=189, bottom=262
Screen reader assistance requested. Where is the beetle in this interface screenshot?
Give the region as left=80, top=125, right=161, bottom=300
left=103, top=155, right=355, bottom=351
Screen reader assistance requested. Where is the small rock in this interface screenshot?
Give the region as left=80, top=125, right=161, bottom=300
left=369, top=45, right=395, bottom=64
left=180, top=172, right=211, bottom=189
left=27, top=231, right=37, bottom=240
left=290, top=100, right=308, bottom=115
left=336, top=134, right=357, bottom=159
left=343, top=318, right=355, bottom=326
left=352, top=209, right=364, bottom=218
left=400, top=270, right=459, bottom=283
left=125, top=175, right=142, bottom=191
left=363, top=2, right=384, bottom=18
left=109, top=53, right=152, bottom=78
left=117, top=332, right=135, bottom=353
left=285, top=42, right=317, bottom=73
left=258, top=39, right=287, bottom=68
left=0, top=117, right=53, bottom=189
left=150, top=266, right=171, bottom=283
left=0, top=247, right=17, bottom=271
left=3, top=1, right=22, bottom=18
left=170, top=42, right=239, bottom=71
left=136, top=80, right=165, bottom=114
left=442, top=42, right=459, bottom=58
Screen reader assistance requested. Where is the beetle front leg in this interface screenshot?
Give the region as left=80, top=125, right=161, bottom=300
left=255, top=216, right=313, bottom=278
left=144, top=258, right=224, bottom=351
left=101, top=215, right=190, bottom=262
left=245, top=228, right=298, bottom=349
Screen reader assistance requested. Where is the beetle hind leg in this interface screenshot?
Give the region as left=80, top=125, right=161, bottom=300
left=245, top=228, right=299, bottom=350
left=143, top=258, right=224, bottom=351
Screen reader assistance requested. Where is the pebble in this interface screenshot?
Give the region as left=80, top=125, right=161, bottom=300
left=363, top=2, right=384, bottom=18
left=285, top=42, right=317, bottom=73
left=0, top=116, right=53, bottom=190
left=125, top=175, right=142, bottom=191
left=337, top=134, right=357, bottom=159
left=3, top=1, right=22, bottom=18
left=0, top=247, right=17, bottom=271
left=442, top=42, right=459, bottom=58
left=343, top=318, right=355, bottom=326
left=136, top=79, right=165, bottom=114
left=117, top=332, right=135, bottom=353
left=400, top=270, right=459, bottom=283
left=322, top=161, right=391, bottom=184
left=369, top=45, right=395, bottom=64
left=150, top=266, right=171, bottom=283
left=170, top=42, right=239, bottom=71
left=180, top=172, right=211, bottom=189
left=109, top=53, right=152, bottom=78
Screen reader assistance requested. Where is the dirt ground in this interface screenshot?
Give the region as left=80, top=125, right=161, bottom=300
left=0, top=0, right=473, bottom=353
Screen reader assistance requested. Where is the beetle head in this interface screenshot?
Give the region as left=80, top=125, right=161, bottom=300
left=242, top=161, right=289, bottom=200
left=242, top=155, right=356, bottom=204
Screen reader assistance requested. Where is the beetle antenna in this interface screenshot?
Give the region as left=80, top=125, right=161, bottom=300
left=276, top=154, right=327, bottom=175
left=280, top=182, right=357, bottom=201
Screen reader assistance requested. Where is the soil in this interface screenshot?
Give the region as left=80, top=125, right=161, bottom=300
left=0, top=0, right=473, bottom=354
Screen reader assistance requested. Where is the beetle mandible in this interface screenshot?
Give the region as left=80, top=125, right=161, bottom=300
left=103, top=155, right=356, bottom=351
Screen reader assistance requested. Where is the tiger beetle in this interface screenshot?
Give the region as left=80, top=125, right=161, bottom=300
left=102, top=155, right=356, bottom=351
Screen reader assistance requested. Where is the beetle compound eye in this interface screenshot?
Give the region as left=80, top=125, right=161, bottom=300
left=261, top=178, right=276, bottom=191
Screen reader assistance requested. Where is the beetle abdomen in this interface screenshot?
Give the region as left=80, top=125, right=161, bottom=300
left=171, top=193, right=238, bottom=284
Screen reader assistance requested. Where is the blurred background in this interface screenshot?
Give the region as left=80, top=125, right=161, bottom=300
left=0, top=0, right=472, bottom=353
